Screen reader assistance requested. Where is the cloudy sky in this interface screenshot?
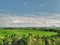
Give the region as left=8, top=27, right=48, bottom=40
left=0, top=0, right=60, bottom=27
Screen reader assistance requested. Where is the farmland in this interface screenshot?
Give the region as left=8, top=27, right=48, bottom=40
left=0, top=28, right=57, bottom=38
left=0, top=28, right=60, bottom=45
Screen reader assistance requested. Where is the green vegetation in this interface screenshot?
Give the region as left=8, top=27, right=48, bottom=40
left=0, top=28, right=57, bottom=38
left=0, top=28, right=60, bottom=45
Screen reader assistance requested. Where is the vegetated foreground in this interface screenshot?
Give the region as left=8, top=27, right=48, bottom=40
left=0, top=28, right=60, bottom=45
left=0, top=28, right=57, bottom=38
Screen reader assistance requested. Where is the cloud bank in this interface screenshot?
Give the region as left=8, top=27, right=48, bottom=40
left=0, top=13, right=60, bottom=27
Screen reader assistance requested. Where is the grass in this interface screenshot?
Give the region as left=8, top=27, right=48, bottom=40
left=0, top=28, right=57, bottom=38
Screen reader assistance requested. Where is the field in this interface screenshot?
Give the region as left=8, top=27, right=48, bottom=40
left=0, top=28, right=57, bottom=38
left=0, top=28, right=60, bottom=45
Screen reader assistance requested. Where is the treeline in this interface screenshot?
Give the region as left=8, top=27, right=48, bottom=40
left=0, top=27, right=60, bottom=32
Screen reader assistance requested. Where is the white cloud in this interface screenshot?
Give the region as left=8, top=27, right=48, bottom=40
left=0, top=9, right=8, bottom=11
left=39, top=4, right=45, bottom=7
left=24, top=2, right=26, bottom=6
left=0, top=13, right=60, bottom=27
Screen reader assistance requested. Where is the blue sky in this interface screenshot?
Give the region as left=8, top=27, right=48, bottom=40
left=0, top=0, right=60, bottom=15
left=0, top=0, right=60, bottom=27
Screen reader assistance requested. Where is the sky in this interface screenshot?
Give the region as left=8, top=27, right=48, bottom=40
left=0, top=0, right=60, bottom=14
left=0, top=0, right=60, bottom=27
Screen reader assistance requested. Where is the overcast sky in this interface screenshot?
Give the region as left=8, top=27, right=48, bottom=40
left=0, top=0, right=60, bottom=27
